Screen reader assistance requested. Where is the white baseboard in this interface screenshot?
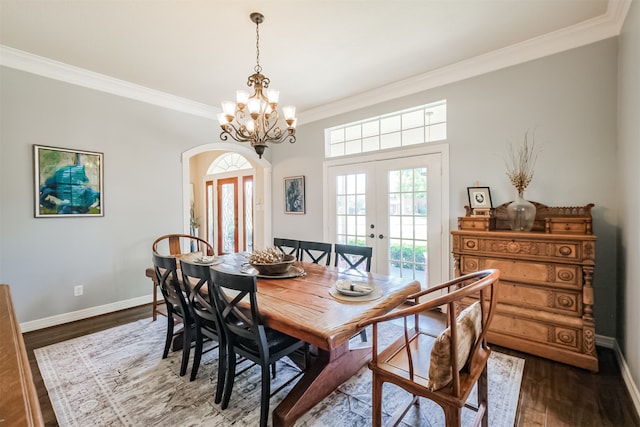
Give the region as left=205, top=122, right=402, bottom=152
left=596, top=333, right=616, bottom=349
left=597, top=334, right=640, bottom=420
left=612, top=339, right=640, bottom=420
left=19, top=294, right=153, bottom=333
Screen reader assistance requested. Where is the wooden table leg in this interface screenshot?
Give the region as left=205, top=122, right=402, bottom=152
left=272, top=342, right=371, bottom=427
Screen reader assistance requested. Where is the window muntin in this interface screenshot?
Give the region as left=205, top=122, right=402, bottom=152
left=325, top=100, right=446, bottom=158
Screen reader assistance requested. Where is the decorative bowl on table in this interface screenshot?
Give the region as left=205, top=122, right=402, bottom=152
left=249, top=253, right=296, bottom=276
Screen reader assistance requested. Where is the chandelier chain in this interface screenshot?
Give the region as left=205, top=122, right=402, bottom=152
left=254, top=19, right=261, bottom=74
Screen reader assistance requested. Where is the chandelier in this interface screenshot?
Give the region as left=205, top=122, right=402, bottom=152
left=217, top=12, right=297, bottom=158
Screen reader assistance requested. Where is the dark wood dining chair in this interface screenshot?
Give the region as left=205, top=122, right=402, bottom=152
left=334, top=243, right=373, bottom=272
left=358, top=269, right=500, bottom=427
left=298, top=240, right=332, bottom=265
left=152, top=253, right=195, bottom=377
left=210, top=267, right=308, bottom=427
left=180, top=260, right=225, bottom=403
left=335, top=243, right=373, bottom=341
left=151, top=233, right=215, bottom=321
left=273, top=238, right=300, bottom=259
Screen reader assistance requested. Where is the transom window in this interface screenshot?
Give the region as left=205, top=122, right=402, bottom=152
left=325, top=100, right=447, bottom=158
left=208, top=153, right=252, bottom=174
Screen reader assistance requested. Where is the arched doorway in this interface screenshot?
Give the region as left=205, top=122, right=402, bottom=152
left=181, top=143, right=272, bottom=253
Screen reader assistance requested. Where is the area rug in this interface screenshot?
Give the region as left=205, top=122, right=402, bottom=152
left=35, top=317, right=524, bottom=426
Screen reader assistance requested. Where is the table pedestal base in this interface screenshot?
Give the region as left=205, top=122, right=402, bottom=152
left=273, top=342, right=371, bottom=427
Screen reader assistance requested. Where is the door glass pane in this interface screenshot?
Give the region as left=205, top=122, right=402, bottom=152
left=207, top=182, right=214, bottom=245
left=335, top=172, right=367, bottom=246
left=244, top=178, right=253, bottom=253
left=387, top=167, right=428, bottom=280
left=221, top=183, right=235, bottom=253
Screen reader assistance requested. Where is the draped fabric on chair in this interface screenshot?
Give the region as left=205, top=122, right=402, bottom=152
left=298, top=241, right=332, bottom=265
left=210, top=268, right=308, bottom=427
left=358, top=269, right=501, bottom=427
left=152, top=253, right=195, bottom=377
left=273, top=238, right=300, bottom=259
left=180, top=260, right=225, bottom=403
left=151, top=233, right=215, bottom=321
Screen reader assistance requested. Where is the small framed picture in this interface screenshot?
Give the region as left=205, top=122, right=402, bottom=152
left=34, top=145, right=104, bottom=217
left=284, top=176, right=305, bottom=214
left=467, top=186, right=492, bottom=210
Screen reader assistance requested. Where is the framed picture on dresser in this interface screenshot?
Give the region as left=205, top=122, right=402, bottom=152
left=467, top=186, right=493, bottom=210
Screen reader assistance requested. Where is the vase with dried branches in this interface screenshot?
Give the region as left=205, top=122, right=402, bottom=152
left=505, top=132, right=538, bottom=231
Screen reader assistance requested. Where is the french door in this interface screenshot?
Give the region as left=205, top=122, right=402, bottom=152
left=327, top=153, right=444, bottom=287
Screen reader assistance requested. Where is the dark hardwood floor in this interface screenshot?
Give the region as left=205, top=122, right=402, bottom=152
left=23, top=304, right=640, bottom=427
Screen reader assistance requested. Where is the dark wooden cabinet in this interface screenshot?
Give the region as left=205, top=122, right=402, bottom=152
left=452, top=203, right=598, bottom=371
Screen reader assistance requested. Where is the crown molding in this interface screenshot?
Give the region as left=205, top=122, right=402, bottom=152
left=0, top=45, right=218, bottom=119
left=0, top=0, right=630, bottom=125
left=298, top=0, right=632, bottom=125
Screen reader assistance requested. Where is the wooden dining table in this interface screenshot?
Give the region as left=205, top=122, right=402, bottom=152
left=146, top=253, right=420, bottom=426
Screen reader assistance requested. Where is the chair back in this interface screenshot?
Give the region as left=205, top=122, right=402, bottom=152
left=298, top=241, right=332, bottom=265
left=180, top=260, right=220, bottom=329
left=210, top=268, right=268, bottom=359
left=152, top=253, right=192, bottom=323
left=362, top=269, right=500, bottom=398
left=334, top=244, right=372, bottom=272
left=153, top=233, right=214, bottom=257
left=273, top=238, right=300, bottom=259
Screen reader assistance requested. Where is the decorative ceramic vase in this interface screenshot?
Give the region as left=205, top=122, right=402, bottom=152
left=507, top=191, right=536, bottom=231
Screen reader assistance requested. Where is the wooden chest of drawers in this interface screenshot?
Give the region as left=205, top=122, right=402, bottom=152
left=451, top=228, right=598, bottom=371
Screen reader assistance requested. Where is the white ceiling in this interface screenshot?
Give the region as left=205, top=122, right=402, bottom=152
left=0, top=1, right=629, bottom=123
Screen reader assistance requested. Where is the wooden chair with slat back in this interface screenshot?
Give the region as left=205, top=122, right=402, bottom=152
left=273, top=238, right=300, bottom=259
left=151, top=234, right=215, bottom=321
left=298, top=240, right=332, bottom=265
left=358, top=269, right=500, bottom=427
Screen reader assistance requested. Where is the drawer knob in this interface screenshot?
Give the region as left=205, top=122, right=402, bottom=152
left=559, top=246, right=572, bottom=256
left=557, top=295, right=574, bottom=308
left=558, top=270, right=575, bottom=281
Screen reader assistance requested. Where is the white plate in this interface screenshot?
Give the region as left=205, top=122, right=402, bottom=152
left=335, top=280, right=374, bottom=296
left=192, top=257, right=223, bottom=265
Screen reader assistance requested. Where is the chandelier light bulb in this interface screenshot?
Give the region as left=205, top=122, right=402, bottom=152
left=217, top=112, right=230, bottom=126
left=283, top=106, right=296, bottom=121
left=246, top=120, right=255, bottom=134
left=236, top=90, right=249, bottom=109
left=267, top=89, right=280, bottom=105
left=247, top=98, right=261, bottom=117
left=221, top=101, right=236, bottom=117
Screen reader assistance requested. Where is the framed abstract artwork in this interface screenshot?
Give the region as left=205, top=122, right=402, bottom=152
left=284, top=176, right=305, bottom=214
left=34, top=145, right=104, bottom=217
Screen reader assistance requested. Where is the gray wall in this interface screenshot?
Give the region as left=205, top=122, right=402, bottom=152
left=272, top=38, right=620, bottom=338
left=0, top=67, right=213, bottom=322
left=617, top=0, right=640, bottom=394
left=0, top=35, right=627, bottom=345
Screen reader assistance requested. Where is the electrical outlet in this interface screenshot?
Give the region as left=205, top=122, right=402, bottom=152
left=74, top=285, right=83, bottom=296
